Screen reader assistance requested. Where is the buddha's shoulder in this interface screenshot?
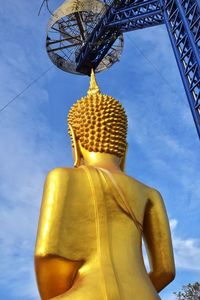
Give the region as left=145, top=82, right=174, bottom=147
left=122, top=173, right=156, bottom=195
left=46, top=167, right=84, bottom=182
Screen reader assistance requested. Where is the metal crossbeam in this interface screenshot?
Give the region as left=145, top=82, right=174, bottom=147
left=108, top=0, right=164, bottom=32
left=75, top=0, right=200, bottom=138
left=76, top=0, right=163, bottom=74
left=161, top=0, right=200, bottom=138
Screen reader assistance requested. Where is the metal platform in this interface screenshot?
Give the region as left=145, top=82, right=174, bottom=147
left=46, top=0, right=124, bottom=75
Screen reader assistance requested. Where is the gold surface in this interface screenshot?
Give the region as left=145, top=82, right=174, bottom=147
left=68, top=70, right=127, bottom=158
left=87, top=69, right=100, bottom=95
left=35, top=73, right=175, bottom=300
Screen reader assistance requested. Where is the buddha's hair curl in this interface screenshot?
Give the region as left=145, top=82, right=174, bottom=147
left=68, top=93, right=128, bottom=157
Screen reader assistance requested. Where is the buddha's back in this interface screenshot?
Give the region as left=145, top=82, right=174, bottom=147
left=36, top=167, right=160, bottom=300
left=35, top=72, right=175, bottom=300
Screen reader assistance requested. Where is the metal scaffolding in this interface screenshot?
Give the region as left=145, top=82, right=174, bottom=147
left=44, top=0, right=200, bottom=138
left=75, top=0, right=200, bottom=138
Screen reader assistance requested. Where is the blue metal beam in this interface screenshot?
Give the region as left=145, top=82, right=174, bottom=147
left=75, top=0, right=200, bottom=138
left=107, top=0, right=164, bottom=32
left=76, top=0, right=163, bottom=74
left=161, top=0, right=200, bottom=138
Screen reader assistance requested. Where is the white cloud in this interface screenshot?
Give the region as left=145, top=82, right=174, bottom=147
left=0, top=85, right=55, bottom=299
left=170, top=219, right=200, bottom=272
left=162, top=292, right=176, bottom=300
left=142, top=219, right=200, bottom=275
left=0, top=3, right=67, bottom=299
left=0, top=47, right=70, bottom=296
left=170, top=219, right=178, bottom=231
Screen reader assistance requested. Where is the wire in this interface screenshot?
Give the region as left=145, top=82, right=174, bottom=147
left=0, top=66, right=53, bottom=114
left=127, top=35, right=177, bottom=94
left=46, top=0, right=54, bottom=16
left=0, top=32, right=178, bottom=115
left=38, top=0, right=46, bottom=16
left=38, top=0, right=53, bottom=16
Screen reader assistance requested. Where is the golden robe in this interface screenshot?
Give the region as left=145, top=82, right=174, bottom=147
left=35, top=166, right=161, bottom=300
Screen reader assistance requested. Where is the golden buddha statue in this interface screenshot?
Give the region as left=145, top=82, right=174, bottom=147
left=35, top=71, right=175, bottom=300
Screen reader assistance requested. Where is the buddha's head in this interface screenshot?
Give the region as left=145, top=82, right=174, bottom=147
left=68, top=70, right=128, bottom=170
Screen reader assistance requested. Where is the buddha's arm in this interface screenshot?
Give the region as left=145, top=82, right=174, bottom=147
left=34, top=168, right=82, bottom=300
left=35, top=255, right=82, bottom=300
left=143, top=188, right=175, bottom=292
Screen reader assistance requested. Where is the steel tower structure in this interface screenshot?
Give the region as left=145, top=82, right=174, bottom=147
left=44, top=0, right=200, bottom=138
left=74, top=0, right=200, bottom=139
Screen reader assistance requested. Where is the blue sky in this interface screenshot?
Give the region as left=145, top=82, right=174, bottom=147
left=0, top=1, right=199, bottom=300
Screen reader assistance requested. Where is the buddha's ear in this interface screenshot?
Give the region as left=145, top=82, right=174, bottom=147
left=68, top=124, right=81, bottom=168
left=120, top=143, right=128, bottom=172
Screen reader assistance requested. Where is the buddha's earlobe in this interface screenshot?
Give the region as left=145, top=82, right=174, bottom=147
left=120, top=143, right=128, bottom=171
left=69, top=124, right=81, bottom=168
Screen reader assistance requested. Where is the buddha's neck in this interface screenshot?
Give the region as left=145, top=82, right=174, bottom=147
left=81, top=151, right=122, bottom=172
